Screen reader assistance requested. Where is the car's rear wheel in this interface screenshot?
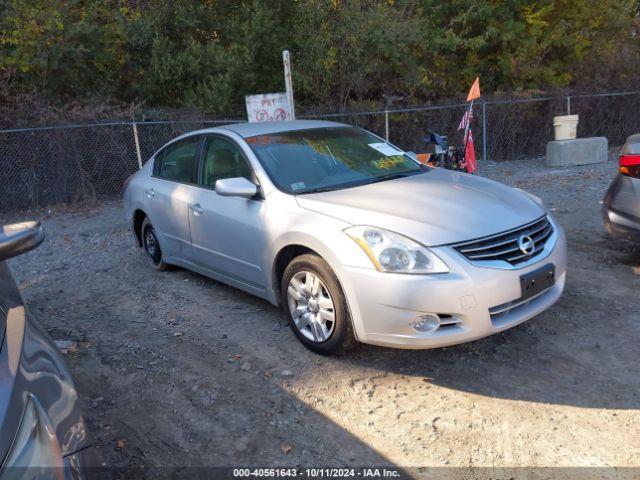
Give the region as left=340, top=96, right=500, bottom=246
left=281, top=254, right=355, bottom=355
left=141, top=218, right=170, bottom=271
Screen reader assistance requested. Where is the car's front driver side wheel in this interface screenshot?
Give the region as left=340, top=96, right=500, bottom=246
left=281, top=254, right=355, bottom=355
left=141, top=218, right=170, bottom=271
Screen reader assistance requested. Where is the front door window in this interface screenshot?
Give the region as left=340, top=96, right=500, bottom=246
left=200, top=137, right=253, bottom=189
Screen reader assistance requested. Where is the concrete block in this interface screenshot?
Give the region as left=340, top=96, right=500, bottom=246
left=546, top=137, right=607, bottom=167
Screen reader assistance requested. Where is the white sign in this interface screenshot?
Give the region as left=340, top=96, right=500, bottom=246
left=245, top=93, right=293, bottom=123
left=368, top=142, right=404, bottom=157
left=283, top=50, right=295, bottom=120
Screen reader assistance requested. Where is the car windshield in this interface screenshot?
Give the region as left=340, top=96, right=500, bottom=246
left=245, top=127, right=426, bottom=194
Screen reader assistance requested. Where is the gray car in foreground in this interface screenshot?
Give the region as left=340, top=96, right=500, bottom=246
left=603, top=134, right=640, bottom=240
left=0, top=222, right=97, bottom=478
left=124, top=120, right=567, bottom=355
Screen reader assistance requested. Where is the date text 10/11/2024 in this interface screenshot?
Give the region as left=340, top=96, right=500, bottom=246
left=232, top=468, right=402, bottom=478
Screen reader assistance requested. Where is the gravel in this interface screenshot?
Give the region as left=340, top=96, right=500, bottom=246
left=3, top=155, right=639, bottom=476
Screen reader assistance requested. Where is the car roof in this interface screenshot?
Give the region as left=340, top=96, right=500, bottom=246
left=166, top=120, right=354, bottom=149
left=219, top=120, right=349, bottom=138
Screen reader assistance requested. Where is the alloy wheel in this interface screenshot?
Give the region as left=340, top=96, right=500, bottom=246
left=286, top=270, right=336, bottom=343
left=144, top=228, right=160, bottom=263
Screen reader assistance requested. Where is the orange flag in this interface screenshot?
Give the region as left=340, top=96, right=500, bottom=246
left=466, top=77, right=481, bottom=102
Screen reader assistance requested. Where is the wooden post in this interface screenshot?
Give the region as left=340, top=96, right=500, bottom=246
left=132, top=122, right=143, bottom=170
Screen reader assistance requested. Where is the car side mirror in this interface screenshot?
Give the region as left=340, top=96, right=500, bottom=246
left=0, top=222, right=45, bottom=262
left=215, top=177, right=258, bottom=199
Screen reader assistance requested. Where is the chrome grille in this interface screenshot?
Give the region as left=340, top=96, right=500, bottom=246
left=489, top=286, right=553, bottom=318
left=452, top=216, right=554, bottom=266
left=488, top=285, right=556, bottom=328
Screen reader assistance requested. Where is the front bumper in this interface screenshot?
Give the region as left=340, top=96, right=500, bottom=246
left=602, top=206, right=640, bottom=240
left=341, top=220, right=568, bottom=349
left=602, top=173, right=640, bottom=240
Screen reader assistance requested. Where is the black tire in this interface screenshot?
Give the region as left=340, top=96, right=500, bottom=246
left=141, top=218, right=170, bottom=271
left=281, top=253, right=356, bottom=355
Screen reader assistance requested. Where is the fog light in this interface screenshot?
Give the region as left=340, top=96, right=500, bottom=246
left=411, top=314, right=440, bottom=333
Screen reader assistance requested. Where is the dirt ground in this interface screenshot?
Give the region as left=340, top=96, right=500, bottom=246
left=3, top=156, right=639, bottom=478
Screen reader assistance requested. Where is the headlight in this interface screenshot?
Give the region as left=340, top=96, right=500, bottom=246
left=344, top=226, right=449, bottom=274
left=2, top=396, right=65, bottom=478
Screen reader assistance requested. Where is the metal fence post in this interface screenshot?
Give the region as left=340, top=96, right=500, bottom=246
left=132, top=122, right=143, bottom=170
left=384, top=110, right=389, bottom=141
left=482, top=101, right=487, bottom=163
left=567, top=96, right=571, bottom=115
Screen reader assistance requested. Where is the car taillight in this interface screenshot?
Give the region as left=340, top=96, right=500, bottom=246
left=619, top=154, right=640, bottom=178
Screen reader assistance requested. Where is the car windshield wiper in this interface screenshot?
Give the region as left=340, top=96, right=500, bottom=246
left=298, top=186, right=341, bottom=194
left=298, top=170, right=423, bottom=195
left=359, top=170, right=421, bottom=186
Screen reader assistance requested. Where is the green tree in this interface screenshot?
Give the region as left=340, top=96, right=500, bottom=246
left=1, top=0, right=638, bottom=116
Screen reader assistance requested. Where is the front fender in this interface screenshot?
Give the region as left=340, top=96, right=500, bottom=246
left=269, top=216, right=376, bottom=342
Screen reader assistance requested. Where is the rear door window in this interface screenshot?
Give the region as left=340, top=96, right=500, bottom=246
left=155, top=136, right=201, bottom=183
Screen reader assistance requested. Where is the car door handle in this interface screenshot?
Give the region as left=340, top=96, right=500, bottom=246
left=190, top=203, right=204, bottom=216
left=144, top=188, right=155, bottom=198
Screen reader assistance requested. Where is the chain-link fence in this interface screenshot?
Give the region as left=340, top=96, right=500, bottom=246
left=306, top=91, right=640, bottom=160
left=0, top=119, right=241, bottom=212
left=1, top=91, right=639, bottom=212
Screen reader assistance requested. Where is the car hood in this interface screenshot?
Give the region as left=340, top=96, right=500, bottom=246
left=295, top=168, right=545, bottom=246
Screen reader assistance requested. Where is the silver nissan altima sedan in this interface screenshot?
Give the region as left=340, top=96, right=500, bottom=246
left=124, top=121, right=567, bottom=355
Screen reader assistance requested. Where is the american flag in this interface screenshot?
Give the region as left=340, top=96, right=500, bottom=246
left=458, top=77, right=481, bottom=173
left=457, top=107, right=473, bottom=131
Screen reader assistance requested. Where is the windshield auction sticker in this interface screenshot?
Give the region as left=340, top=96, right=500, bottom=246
left=368, top=142, right=404, bottom=157
left=373, top=155, right=404, bottom=170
